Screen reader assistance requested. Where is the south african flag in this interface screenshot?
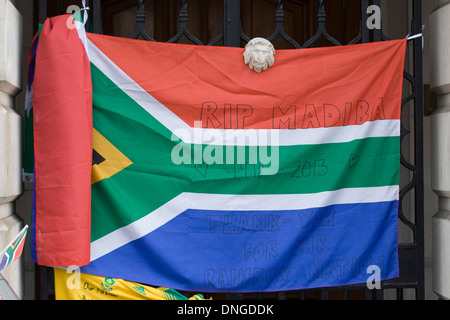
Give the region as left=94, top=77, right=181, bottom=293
left=30, top=14, right=406, bottom=292
left=0, top=225, right=28, bottom=272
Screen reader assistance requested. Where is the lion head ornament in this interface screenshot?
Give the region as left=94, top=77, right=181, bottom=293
left=243, top=37, right=276, bottom=73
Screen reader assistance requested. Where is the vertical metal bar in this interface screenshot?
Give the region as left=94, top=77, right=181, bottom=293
left=372, top=0, right=381, bottom=41
left=343, top=290, right=349, bottom=300
left=372, top=0, right=383, bottom=41
left=39, top=266, right=49, bottom=300
left=412, top=0, right=425, bottom=300
left=375, top=288, right=384, bottom=300
left=92, top=0, right=103, bottom=34
left=267, top=0, right=300, bottom=48
left=361, top=0, right=370, bottom=43
left=168, top=0, right=203, bottom=44
left=57, top=0, right=64, bottom=15
left=303, top=0, right=340, bottom=48
left=84, top=0, right=90, bottom=32
left=223, top=0, right=241, bottom=47
left=39, top=0, right=47, bottom=24
left=396, top=288, right=403, bottom=300
left=132, top=0, right=154, bottom=41
left=364, top=288, right=373, bottom=300
left=300, top=290, right=306, bottom=300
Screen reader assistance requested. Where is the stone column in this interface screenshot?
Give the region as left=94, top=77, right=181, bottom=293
left=0, top=0, right=23, bottom=299
left=430, top=0, right=450, bottom=300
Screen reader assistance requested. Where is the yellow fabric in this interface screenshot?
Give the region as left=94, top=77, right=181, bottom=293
left=54, top=267, right=208, bottom=300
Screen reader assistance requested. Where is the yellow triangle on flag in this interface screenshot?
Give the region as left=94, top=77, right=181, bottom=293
left=91, top=128, right=133, bottom=184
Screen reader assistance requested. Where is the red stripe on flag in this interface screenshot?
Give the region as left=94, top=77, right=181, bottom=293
left=87, top=33, right=404, bottom=130
left=33, top=15, right=92, bottom=266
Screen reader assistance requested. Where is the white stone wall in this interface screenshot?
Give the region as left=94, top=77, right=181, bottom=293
left=0, top=0, right=23, bottom=299
left=430, top=0, right=450, bottom=300
left=12, top=0, right=36, bottom=300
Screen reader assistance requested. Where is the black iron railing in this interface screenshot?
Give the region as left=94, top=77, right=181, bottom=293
left=37, top=0, right=424, bottom=300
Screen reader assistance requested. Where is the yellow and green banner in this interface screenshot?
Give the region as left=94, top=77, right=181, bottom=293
left=54, top=268, right=207, bottom=300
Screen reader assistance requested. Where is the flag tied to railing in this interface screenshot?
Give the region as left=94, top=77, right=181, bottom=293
left=29, top=14, right=406, bottom=292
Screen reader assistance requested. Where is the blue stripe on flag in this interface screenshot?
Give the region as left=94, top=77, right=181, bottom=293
left=0, top=254, right=8, bottom=270
left=81, top=200, right=399, bottom=292
left=31, top=167, right=37, bottom=264
left=28, top=37, right=38, bottom=264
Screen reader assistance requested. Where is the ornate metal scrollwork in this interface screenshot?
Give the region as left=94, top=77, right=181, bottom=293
left=131, top=0, right=154, bottom=41
left=168, top=0, right=203, bottom=45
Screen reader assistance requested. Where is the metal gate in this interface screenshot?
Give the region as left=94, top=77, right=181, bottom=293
left=36, top=0, right=424, bottom=300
